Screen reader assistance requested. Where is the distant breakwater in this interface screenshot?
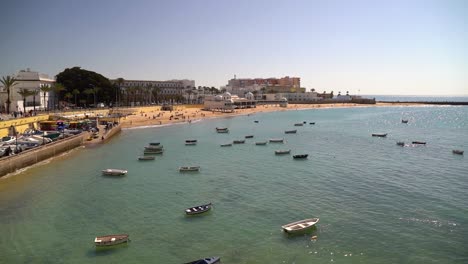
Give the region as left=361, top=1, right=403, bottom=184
left=377, top=101, right=468, bottom=105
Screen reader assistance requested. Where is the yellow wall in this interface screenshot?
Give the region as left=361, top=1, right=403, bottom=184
left=0, top=115, right=50, bottom=137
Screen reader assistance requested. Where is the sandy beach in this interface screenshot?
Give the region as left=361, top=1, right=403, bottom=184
left=119, top=102, right=417, bottom=129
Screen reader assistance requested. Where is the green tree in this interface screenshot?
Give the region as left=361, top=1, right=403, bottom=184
left=17, top=88, right=32, bottom=112
left=134, top=86, right=142, bottom=105
left=152, top=86, right=160, bottom=104
left=64, top=92, right=73, bottom=104
left=83, top=89, right=94, bottom=107
left=186, top=90, right=193, bottom=104
left=52, top=83, right=65, bottom=110
left=55, top=67, right=115, bottom=106
left=31, top=89, right=40, bottom=112
left=72, top=89, right=80, bottom=106
left=40, top=84, right=52, bottom=111
left=0, top=75, right=17, bottom=114
left=91, top=87, right=100, bottom=107
left=145, top=84, right=153, bottom=105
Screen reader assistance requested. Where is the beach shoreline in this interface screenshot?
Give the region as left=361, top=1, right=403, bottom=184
left=119, top=102, right=429, bottom=129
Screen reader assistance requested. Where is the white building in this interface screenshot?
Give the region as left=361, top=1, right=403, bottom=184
left=0, top=69, right=55, bottom=113
left=114, top=79, right=195, bottom=96
left=279, top=91, right=321, bottom=102
left=203, top=92, right=234, bottom=112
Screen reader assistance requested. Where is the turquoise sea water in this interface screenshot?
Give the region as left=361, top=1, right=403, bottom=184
left=1, top=106, right=467, bottom=264
left=369, top=95, right=468, bottom=102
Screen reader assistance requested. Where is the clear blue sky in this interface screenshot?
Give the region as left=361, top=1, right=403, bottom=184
left=1, top=0, right=467, bottom=95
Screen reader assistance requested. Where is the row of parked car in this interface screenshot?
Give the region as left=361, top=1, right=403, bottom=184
left=0, top=129, right=84, bottom=157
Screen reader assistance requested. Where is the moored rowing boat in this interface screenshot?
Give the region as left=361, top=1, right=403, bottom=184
left=282, top=218, right=319, bottom=233
left=94, top=234, right=129, bottom=246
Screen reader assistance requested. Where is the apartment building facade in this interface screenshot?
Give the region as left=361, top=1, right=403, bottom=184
left=225, top=76, right=301, bottom=96
left=0, top=69, right=55, bottom=113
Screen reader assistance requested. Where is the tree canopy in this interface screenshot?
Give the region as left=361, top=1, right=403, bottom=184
left=55, top=67, right=115, bottom=106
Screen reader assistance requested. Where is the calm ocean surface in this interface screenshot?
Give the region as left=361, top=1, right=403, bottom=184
left=1, top=106, right=467, bottom=264
left=369, top=95, right=468, bottom=102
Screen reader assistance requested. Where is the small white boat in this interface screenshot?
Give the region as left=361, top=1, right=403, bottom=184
left=285, top=130, right=297, bottom=134
left=185, top=203, right=212, bottom=215
left=220, top=143, right=232, bottom=147
left=179, top=166, right=200, bottom=172
left=275, top=149, right=291, bottom=155
left=255, top=141, right=267, bottom=145
left=101, top=169, right=128, bottom=176
left=144, top=149, right=164, bottom=154
left=144, top=145, right=163, bottom=150
left=185, top=142, right=197, bottom=145
left=233, top=140, right=245, bottom=144
left=94, top=234, right=129, bottom=247
left=282, top=218, right=319, bottom=233
left=452, top=149, right=464, bottom=155
left=269, top=138, right=284, bottom=143
left=294, top=123, right=303, bottom=126
left=216, top=127, right=229, bottom=133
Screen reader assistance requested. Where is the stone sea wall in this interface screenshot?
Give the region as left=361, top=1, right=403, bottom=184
left=0, top=133, right=85, bottom=178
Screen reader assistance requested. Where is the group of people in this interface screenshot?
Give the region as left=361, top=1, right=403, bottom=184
left=0, top=110, right=38, bottom=120
left=1, top=146, right=20, bottom=157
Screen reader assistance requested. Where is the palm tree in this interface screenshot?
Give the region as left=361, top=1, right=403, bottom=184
left=1, top=75, right=17, bottom=114
left=17, top=88, right=31, bottom=113
left=145, top=84, right=153, bottom=105
left=31, top=89, right=40, bottom=112
left=252, top=90, right=258, bottom=99
left=64, top=92, right=73, bottom=105
left=52, top=83, right=65, bottom=110
left=126, top=87, right=136, bottom=106
left=91, top=87, right=100, bottom=107
left=134, top=86, right=142, bottom=105
left=40, top=84, right=52, bottom=111
left=186, top=90, right=193, bottom=104
left=152, top=87, right=161, bottom=104
left=72, top=89, right=80, bottom=107
left=83, top=89, right=94, bottom=107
